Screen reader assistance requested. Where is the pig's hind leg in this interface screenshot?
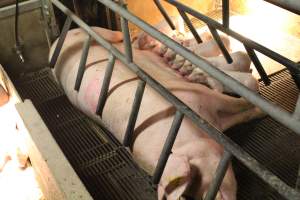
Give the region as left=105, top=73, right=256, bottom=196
left=214, top=94, right=265, bottom=130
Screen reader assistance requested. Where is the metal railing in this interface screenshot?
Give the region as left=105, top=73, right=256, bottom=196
left=49, top=0, right=300, bottom=199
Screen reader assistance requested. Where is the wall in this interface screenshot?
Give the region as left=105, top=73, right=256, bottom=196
left=126, top=0, right=216, bottom=35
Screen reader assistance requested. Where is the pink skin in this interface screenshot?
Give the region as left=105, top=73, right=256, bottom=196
left=51, top=27, right=264, bottom=200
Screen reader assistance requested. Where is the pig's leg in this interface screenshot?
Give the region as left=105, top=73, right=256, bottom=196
left=0, top=85, right=9, bottom=106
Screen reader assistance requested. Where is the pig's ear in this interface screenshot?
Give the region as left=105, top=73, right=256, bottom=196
left=157, top=154, right=192, bottom=200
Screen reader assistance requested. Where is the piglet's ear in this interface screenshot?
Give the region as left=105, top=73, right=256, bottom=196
left=157, top=154, right=192, bottom=200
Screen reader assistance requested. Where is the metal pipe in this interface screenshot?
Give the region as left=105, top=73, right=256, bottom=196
left=177, top=9, right=202, bottom=43
left=204, top=151, right=232, bottom=200
left=208, top=26, right=232, bottom=63
left=222, top=0, right=229, bottom=28
left=244, top=45, right=270, bottom=85
left=123, top=80, right=146, bottom=147
left=164, top=0, right=299, bottom=74
left=50, top=1, right=300, bottom=199
left=263, top=0, right=300, bottom=15
left=49, top=16, right=72, bottom=68
left=96, top=54, right=116, bottom=116
left=74, top=35, right=91, bottom=91
left=120, top=3, right=133, bottom=63
left=152, top=110, right=184, bottom=184
left=153, top=0, right=176, bottom=30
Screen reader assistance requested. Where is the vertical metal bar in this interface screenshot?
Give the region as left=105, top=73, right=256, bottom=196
left=177, top=9, right=202, bottom=43
left=123, top=80, right=146, bottom=146
left=222, top=0, right=229, bottom=28
left=74, top=35, right=91, bottom=91
left=120, top=2, right=133, bottom=63
left=208, top=26, right=232, bottom=64
left=244, top=45, right=271, bottom=86
left=293, top=95, right=300, bottom=120
left=152, top=110, right=184, bottom=184
left=204, top=151, right=232, bottom=200
left=96, top=54, right=116, bottom=116
left=153, top=0, right=176, bottom=30
left=296, top=165, right=300, bottom=191
left=49, top=16, right=72, bottom=68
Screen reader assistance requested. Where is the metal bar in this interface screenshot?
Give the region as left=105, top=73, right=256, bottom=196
left=49, top=16, right=72, bottom=68
left=244, top=45, right=271, bottom=85
left=164, top=0, right=299, bottom=74
left=297, top=165, right=300, bottom=191
left=50, top=1, right=300, bottom=199
left=152, top=110, right=184, bottom=184
left=96, top=54, right=116, bottom=116
left=293, top=95, right=300, bottom=120
left=120, top=2, right=133, bottom=63
left=0, top=0, right=41, bottom=19
left=222, top=0, right=229, bottom=28
left=208, top=25, right=232, bottom=63
left=263, top=0, right=300, bottom=15
left=177, top=9, right=202, bottom=43
left=204, top=151, right=232, bottom=200
left=123, top=80, right=146, bottom=147
left=153, top=0, right=176, bottom=30
left=74, top=35, right=91, bottom=91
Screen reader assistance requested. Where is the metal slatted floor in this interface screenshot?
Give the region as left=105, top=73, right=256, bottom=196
left=13, top=67, right=300, bottom=200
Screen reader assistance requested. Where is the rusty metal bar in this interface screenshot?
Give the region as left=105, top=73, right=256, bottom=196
left=123, top=80, right=146, bottom=147
left=177, top=8, right=202, bottom=43
left=96, top=54, right=116, bottom=116
left=49, top=16, right=72, bottom=68
left=208, top=25, right=232, bottom=63
left=244, top=45, right=271, bottom=85
left=74, top=35, right=91, bottom=91
left=152, top=110, right=184, bottom=184
left=204, top=151, right=232, bottom=200
left=222, top=0, right=229, bottom=28
left=153, top=0, right=176, bottom=30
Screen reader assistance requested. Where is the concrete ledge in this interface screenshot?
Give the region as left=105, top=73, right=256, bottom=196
left=16, top=100, right=93, bottom=200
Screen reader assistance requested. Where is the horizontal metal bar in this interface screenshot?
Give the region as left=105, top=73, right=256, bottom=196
left=74, top=35, right=91, bottom=91
left=152, top=110, right=184, bottom=184
left=263, top=0, right=300, bottom=15
left=96, top=54, right=116, bottom=116
left=50, top=1, right=300, bottom=199
left=0, top=0, right=41, bottom=19
left=153, top=0, right=176, bottom=30
left=244, top=45, right=270, bottom=85
left=164, top=0, right=299, bottom=74
left=208, top=25, right=232, bottom=63
left=204, top=151, right=232, bottom=200
left=123, top=80, right=146, bottom=147
left=222, top=0, right=229, bottom=28
left=177, top=9, right=202, bottom=43
left=49, top=16, right=72, bottom=68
